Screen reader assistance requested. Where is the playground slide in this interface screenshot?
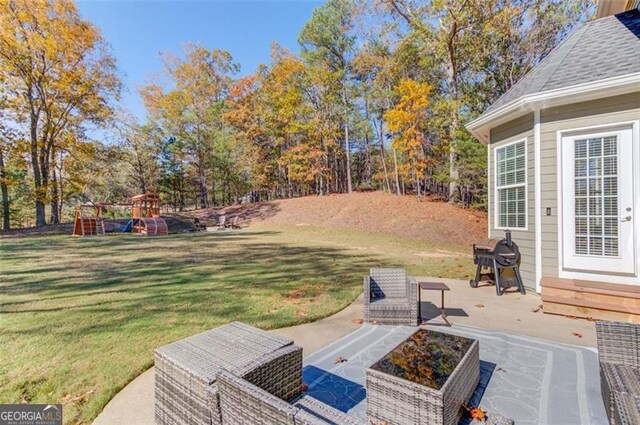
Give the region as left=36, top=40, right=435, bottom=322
left=122, top=220, right=133, bottom=233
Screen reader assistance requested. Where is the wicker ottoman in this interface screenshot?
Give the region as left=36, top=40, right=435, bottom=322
left=154, top=321, right=300, bottom=425
left=366, top=329, right=479, bottom=425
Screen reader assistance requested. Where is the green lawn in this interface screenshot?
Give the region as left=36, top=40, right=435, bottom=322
left=0, top=223, right=473, bottom=424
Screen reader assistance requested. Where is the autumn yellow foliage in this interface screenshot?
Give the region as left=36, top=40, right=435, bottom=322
left=384, top=79, right=431, bottom=196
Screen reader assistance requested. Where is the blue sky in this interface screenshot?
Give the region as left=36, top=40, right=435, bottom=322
left=77, top=1, right=323, bottom=119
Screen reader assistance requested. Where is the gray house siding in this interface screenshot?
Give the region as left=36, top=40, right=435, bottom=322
left=488, top=113, right=536, bottom=290
left=539, top=92, right=640, bottom=278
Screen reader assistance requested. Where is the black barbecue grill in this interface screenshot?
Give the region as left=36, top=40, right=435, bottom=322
left=470, top=230, right=526, bottom=296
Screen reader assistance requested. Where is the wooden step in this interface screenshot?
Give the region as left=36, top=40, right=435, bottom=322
left=542, top=276, right=640, bottom=298
left=541, top=276, right=640, bottom=323
left=543, top=299, right=640, bottom=323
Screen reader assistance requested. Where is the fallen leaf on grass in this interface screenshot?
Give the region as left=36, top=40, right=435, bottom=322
left=335, top=356, right=347, bottom=364
left=351, top=318, right=364, bottom=324
left=474, top=303, right=485, bottom=308
left=62, top=389, right=95, bottom=404
left=573, top=332, right=583, bottom=338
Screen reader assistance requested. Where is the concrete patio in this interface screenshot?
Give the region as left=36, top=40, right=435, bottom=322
left=304, top=323, right=605, bottom=424
left=94, top=278, right=600, bottom=425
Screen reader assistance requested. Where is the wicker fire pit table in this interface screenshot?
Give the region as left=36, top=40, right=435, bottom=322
left=366, top=329, right=479, bottom=425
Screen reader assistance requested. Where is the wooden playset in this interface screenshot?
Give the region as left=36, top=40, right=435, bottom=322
left=131, top=193, right=168, bottom=236
left=72, top=193, right=168, bottom=237
left=72, top=204, right=106, bottom=236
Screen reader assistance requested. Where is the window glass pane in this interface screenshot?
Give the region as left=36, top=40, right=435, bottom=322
left=575, top=217, right=588, bottom=235
left=576, top=236, right=588, bottom=255
left=575, top=159, right=587, bottom=177
left=589, top=237, right=603, bottom=256
left=497, top=186, right=526, bottom=229
left=505, top=144, right=514, bottom=158
left=588, top=197, right=601, bottom=215
left=588, top=178, right=601, bottom=196
left=575, top=139, right=588, bottom=158
left=589, top=217, right=602, bottom=234
left=603, top=157, right=616, bottom=176
left=588, top=158, right=601, bottom=177
left=575, top=198, right=587, bottom=215
left=604, top=218, right=617, bottom=237
left=573, top=135, right=619, bottom=258
left=603, top=177, right=617, bottom=196
left=604, top=238, right=618, bottom=257
left=603, top=137, right=616, bottom=156
left=495, top=141, right=526, bottom=229
left=588, top=138, right=602, bottom=157
left=604, top=197, right=617, bottom=216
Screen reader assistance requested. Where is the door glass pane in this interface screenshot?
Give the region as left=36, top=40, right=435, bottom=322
left=574, top=136, right=618, bottom=257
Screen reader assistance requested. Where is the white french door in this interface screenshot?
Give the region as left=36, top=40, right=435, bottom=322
left=561, top=127, right=635, bottom=275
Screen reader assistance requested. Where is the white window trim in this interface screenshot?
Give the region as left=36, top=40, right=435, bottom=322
left=494, top=138, right=528, bottom=231
left=556, top=120, right=640, bottom=286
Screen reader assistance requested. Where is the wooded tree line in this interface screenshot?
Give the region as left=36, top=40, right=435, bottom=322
left=0, top=0, right=594, bottom=229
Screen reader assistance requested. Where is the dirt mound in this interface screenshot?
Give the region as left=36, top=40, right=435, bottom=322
left=184, top=192, right=487, bottom=247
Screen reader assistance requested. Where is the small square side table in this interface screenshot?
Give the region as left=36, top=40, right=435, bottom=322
left=418, top=281, right=451, bottom=326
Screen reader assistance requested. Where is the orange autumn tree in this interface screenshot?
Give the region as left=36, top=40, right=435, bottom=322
left=384, top=79, right=430, bottom=199
left=263, top=50, right=323, bottom=195
left=0, top=0, right=121, bottom=226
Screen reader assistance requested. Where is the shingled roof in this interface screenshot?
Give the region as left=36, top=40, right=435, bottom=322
left=481, top=9, right=640, bottom=117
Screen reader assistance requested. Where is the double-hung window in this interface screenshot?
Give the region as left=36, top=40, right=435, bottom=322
left=495, top=140, right=527, bottom=229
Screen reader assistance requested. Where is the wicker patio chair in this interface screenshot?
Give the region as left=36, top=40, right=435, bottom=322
left=192, top=218, right=207, bottom=231
left=216, top=369, right=298, bottom=425
left=596, top=321, right=640, bottom=425
left=154, top=321, right=300, bottom=425
left=363, top=268, right=418, bottom=326
left=215, top=369, right=363, bottom=425
left=225, top=216, right=241, bottom=229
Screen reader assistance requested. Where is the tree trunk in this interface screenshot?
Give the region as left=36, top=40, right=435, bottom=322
left=211, top=178, right=216, bottom=207
left=392, top=148, right=401, bottom=195
left=179, top=174, right=185, bottom=212
left=363, top=98, right=372, bottom=185
left=343, top=88, right=352, bottom=193
left=413, top=159, right=422, bottom=201
left=57, top=152, right=64, bottom=220
left=446, top=31, right=460, bottom=202
left=199, top=169, right=208, bottom=209
left=50, top=168, right=60, bottom=224
left=378, top=118, right=391, bottom=192
left=29, top=109, right=46, bottom=226
left=0, top=147, right=10, bottom=231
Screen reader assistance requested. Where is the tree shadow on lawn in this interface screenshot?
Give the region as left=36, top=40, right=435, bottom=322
left=1, top=231, right=393, bottom=334
left=0, top=229, right=402, bottom=424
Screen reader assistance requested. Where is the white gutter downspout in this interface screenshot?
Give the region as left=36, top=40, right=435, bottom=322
left=534, top=109, right=542, bottom=293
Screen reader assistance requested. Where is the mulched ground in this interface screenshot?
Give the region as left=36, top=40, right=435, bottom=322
left=183, top=192, right=487, bottom=247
